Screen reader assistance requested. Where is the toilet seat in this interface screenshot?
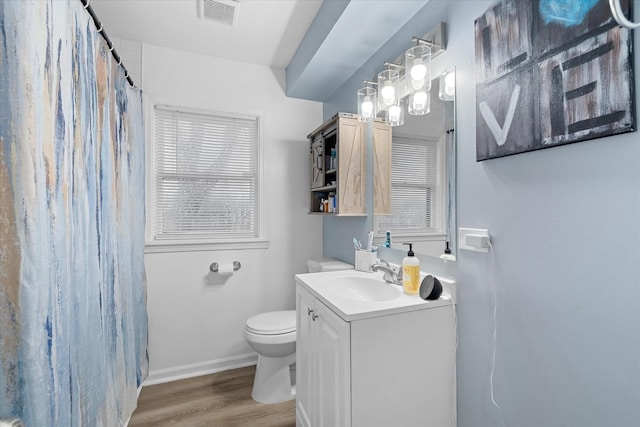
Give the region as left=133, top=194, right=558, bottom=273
left=245, top=310, right=296, bottom=335
left=244, top=328, right=296, bottom=346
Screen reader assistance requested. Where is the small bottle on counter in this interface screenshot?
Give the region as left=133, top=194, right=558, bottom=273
left=319, top=198, right=325, bottom=212
left=384, top=230, right=392, bottom=248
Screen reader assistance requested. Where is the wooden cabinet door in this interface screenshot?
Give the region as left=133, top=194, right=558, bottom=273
left=296, top=287, right=315, bottom=427
left=314, top=301, right=351, bottom=427
left=310, top=139, right=324, bottom=189
left=372, top=121, right=392, bottom=215
left=337, top=118, right=365, bottom=215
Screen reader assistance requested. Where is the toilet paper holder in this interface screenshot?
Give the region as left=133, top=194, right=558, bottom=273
left=209, top=261, right=241, bottom=273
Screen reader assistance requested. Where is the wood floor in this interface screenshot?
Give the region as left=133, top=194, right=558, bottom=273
left=129, top=366, right=295, bottom=427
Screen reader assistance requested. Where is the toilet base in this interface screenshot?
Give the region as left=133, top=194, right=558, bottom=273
left=251, top=354, right=296, bottom=404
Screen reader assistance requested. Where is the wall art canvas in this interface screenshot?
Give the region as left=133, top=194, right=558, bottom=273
left=475, top=0, right=635, bottom=161
left=0, top=1, right=147, bottom=425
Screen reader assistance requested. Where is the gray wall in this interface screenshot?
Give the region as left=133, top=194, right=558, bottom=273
left=322, top=1, right=640, bottom=426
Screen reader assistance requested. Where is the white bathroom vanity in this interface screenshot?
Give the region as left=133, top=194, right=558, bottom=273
left=295, top=269, right=457, bottom=427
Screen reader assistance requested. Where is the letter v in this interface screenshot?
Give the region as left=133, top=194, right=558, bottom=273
left=479, top=84, right=521, bottom=147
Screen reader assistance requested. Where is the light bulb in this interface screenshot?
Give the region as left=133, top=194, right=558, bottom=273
left=410, top=61, right=426, bottom=90
left=413, top=91, right=428, bottom=109
left=381, top=81, right=395, bottom=105
left=389, top=105, right=401, bottom=121
left=361, top=96, right=374, bottom=118
left=410, top=61, right=427, bottom=81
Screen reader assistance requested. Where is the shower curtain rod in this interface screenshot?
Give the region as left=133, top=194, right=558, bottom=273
left=80, top=0, right=135, bottom=87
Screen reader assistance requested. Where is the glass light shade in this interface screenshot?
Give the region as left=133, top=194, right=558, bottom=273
left=357, top=87, right=377, bottom=121
left=408, top=90, right=430, bottom=115
left=387, top=101, right=404, bottom=127
left=405, top=45, right=432, bottom=94
left=377, top=69, right=400, bottom=110
left=439, top=69, right=456, bottom=101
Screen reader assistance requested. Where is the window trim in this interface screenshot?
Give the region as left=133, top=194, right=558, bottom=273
left=144, top=99, right=267, bottom=252
left=374, top=133, right=447, bottom=243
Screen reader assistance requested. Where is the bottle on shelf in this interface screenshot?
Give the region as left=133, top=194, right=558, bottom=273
left=328, top=193, right=335, bottom=213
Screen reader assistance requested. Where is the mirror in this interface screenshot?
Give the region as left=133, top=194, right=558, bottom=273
left=374, top=69, right=456, bottom=261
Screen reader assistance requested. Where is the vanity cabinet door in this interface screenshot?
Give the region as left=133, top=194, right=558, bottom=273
left=314, top=301, right=351, bottom=427
left=296, top=287, right=351, bottom=427
left=296, top=287, right=315, bottom=427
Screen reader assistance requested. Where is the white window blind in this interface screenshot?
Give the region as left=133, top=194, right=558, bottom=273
left=152, top=105, right=259, bottom=242
left=376, top=136, right=440, bottom=234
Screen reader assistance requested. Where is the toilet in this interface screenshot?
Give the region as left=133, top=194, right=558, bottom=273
left=243, top=257, right=353, bottom=404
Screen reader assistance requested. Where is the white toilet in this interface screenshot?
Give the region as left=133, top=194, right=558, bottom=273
left=243, top=257, right=353, bottom=404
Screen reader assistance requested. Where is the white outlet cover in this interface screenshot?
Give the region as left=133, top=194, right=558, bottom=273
left=459, top=227, right=490, bottom=253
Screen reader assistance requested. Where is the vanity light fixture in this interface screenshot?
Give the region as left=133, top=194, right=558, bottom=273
left=405, top=39, right=433, bottom=116
left=377, top=68, right=400, bottom=111
left=408, top=90, right=430, bottom=116
left=356, top=23, right=447, bottom=126
left=387, top=98, right=405, bottom=127
left=357, top=83, right=377, bottom=122
left=405, top=43, right=432, bottom=95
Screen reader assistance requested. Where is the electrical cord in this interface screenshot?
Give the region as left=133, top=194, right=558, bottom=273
left=451, top=297, right=458, bottom=427
left=487, top=241, right=506, bottom=427
left=443, top=294, right=458, bottom=427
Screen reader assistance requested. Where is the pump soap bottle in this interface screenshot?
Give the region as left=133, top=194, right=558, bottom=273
left=402, top=243, right=420, bottom=295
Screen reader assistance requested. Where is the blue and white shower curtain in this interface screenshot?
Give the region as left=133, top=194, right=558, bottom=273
left=0, top=1, right=148, bottom=425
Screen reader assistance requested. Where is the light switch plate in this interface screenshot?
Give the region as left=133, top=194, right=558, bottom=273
left=459, top=227, right=490, bottom=253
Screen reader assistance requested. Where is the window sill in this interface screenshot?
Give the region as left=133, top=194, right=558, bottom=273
left=145, top=239, right=270, bottom=254
left=374, top=231, right=446, bottom=243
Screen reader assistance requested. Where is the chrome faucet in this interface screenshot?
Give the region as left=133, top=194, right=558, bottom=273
left=371, top=261, right=403, bottom=285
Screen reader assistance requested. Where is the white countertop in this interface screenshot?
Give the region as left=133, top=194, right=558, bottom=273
left=295, top=269, right=455, bottom=322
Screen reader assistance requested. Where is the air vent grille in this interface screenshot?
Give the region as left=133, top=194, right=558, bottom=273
left=199, top=0, right=240, bottom=27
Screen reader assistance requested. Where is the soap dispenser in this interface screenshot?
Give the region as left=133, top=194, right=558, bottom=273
left=402, top=243, right=420, bottom=295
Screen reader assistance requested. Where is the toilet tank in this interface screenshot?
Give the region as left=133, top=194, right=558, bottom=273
left=307, top=257, right=354, bottom=273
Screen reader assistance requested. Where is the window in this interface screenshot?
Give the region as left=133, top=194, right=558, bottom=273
left=147, top=105, right=265, bottom=251
left=375, top=135, right=445, bottom=241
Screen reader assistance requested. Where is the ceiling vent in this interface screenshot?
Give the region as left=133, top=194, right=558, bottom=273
left=198, top=0, right=240, bottom=27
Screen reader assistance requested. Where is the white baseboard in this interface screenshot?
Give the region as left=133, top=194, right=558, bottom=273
left=143, top=352, right=259, bottom=386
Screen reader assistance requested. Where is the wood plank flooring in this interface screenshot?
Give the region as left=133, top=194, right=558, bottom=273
left=129, top=366, right=295, bottom=427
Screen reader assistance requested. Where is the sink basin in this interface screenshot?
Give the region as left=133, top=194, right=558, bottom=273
left=323, top=275, right=402, bottom=302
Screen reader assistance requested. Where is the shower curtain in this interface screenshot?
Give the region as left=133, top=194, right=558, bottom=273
left=0, top=1, right=148, bottom=425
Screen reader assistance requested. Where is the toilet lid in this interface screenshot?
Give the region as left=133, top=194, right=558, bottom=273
left=246, top=310, right=296, bottom=335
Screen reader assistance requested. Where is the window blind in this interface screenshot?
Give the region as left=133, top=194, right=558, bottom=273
left=377, top=136, right=439, bottom=232
left=153, top=106, right=259, bottom=241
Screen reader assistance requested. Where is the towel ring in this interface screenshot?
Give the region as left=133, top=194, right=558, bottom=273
left=609, top=0, right=640, bottom=29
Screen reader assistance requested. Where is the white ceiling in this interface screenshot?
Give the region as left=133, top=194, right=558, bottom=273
left=90, top=0, right=323, bottom=68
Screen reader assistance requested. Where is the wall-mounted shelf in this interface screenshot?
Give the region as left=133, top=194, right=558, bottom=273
left=313, top=184, right=336, bottom=192
left=307, top=113, right=390, bottom=216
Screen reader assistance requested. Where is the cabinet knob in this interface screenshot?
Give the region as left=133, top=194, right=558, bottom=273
left=307, top=308, right=314, bottom=316
left=311, top=313, right=319, bottom=321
